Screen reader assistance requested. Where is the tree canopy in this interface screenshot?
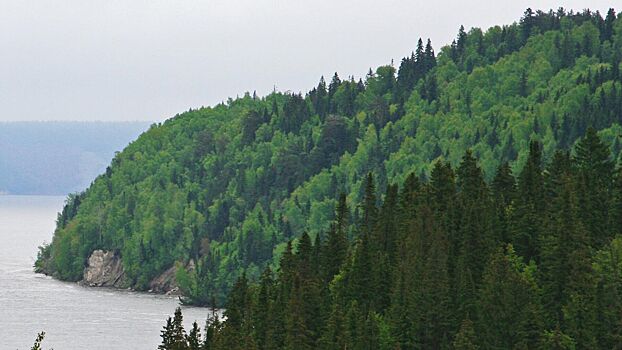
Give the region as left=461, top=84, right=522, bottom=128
left=37, top=8, right=622, bottom=310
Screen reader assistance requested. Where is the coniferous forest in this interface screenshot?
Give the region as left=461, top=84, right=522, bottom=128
left=157, top=129, right=622, bottom=349
left=32, top=7, right=622, bottom=348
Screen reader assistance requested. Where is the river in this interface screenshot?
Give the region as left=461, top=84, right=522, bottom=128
left=0, top=195, right=213, bottom=350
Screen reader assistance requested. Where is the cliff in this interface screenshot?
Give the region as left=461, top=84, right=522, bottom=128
left=82, top=250, right=181, bottom=295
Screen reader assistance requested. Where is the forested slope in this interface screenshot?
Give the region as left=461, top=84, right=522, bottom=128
left=38, top=8, right=622, bottom=306
left=165, top=131, right=622, bottom=350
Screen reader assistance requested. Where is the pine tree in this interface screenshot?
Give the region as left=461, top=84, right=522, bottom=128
left=544, top=150, right=573, bottom=203
left=455, top=150, right=495, bottom=319
left=475, top=246, right=543, bottom=349
left=511, top=140, right=545, bottom=262
left=312, top=76, right=328, bottom=119
left=540, top=175, right=584, bottom=325
left=603, top=8, right=616, bottom=41
left=492, top=162, right=516, bottom=242
left=297, top=233, right=323, bottom=342
left=573, top=127, right=614, bottom=247
left=424, top=38, right=436, bottom=72
left=359, top=173, right=378, bottom=238
left=456, top=25, right=467, bottom=60
left=171, top=307, right=189, bottom=350
left=375, top=184, right=399, bottom=263
left=593, top=237, right=622, bottom=349
left=253, top=267, right=273, bottom=350
left=318, top=303, right=348, bottom=350
left=284, top=275, right=315, bottom=350
left=420, top=205, right=453, bottom=349
left=159, top=317, right=175, bottom=350
left=220, top=274, right=257, bottom=350
left=415, top=38, right=425, bottom=79
left=322, top=193, right=349, bottom=283
left=187, top=322, right=202, bottom=350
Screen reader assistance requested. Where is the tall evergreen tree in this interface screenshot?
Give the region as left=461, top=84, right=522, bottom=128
left=454, top=150, right=495, bottom=319
left=573, top=127, right=614, bottom=247
left=159, top=317, right=175, bottom=350
left=511, top=140, right=545, bottom=262
left=187, top=322, right=201, bottom=350
left=492, top=162, right=516, bottom=242
left=322, top=193, right=349, bottom=283
left=475, top=246, right=543, bottom=349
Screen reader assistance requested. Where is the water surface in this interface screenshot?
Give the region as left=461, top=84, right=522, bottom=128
left=0, top=195, right=212, bottom=350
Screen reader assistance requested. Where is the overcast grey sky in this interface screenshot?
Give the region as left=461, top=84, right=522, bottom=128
left=0, top=1, right=615, bottom=121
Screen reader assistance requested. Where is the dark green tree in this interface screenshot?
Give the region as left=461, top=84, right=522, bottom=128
left=573, top=127, right=614, bottom=247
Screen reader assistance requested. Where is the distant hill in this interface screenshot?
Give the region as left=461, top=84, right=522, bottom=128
left=0, top=121, right=151, bottom=195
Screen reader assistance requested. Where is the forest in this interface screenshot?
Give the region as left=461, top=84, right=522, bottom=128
left=156, top=129, right=622, bottom=349
left=35, top=7, right=622, bottom=314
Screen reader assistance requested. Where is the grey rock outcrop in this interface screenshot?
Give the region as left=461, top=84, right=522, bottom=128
left=82, top=249, right=185, bottom=294
left=148, top=259, right=195, bottom=295
left=83, top=250, right=126, bottom=287
left=149, top=265, right=178, bottom=294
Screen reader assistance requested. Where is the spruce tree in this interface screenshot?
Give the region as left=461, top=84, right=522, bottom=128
left=492, top=162, right=516, bottom=242
left=420, top=205, right=453, bottom=349
left=361, top=172, right=378, bottom=236
left=284, top=275, right=315, bottom=350
left=455, top=150, right=495, bottom=319
left=187, top=322, right=202, bottom=350
left=159, top=317, right=175, bottom=350
left=475, top=246, right=543, bottom=349
left=511, top=140, right=545, bottom=262
left=171, top=307, right=189, bottom=350
left=593, top=237, right=622, bottom=349
left=253, top=267, right=273, bottom=350
left=573, top=127, right=614, bottom=247
left=322, top=199, right=349, bottom=282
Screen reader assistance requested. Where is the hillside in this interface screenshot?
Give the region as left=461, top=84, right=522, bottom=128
left=38, top=8, right=622, bottom=308
left=0, top=121, right=150, bottom=195
left=166, top=130, right=622, bottom=349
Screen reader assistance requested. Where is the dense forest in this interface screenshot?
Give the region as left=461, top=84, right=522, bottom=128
left=37, top=7, right=622, bottom=311
left=158, top=130, right=622, bottom=349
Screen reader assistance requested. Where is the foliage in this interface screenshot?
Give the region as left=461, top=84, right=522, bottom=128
left=173, top=128, right=622, bottom=349
left=38, top=8, right=622, bottom=308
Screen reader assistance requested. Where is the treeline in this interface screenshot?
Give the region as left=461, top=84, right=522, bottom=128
left=162, top=128, right=622, bottom=349
left=37, top=8, right=622, bottom=305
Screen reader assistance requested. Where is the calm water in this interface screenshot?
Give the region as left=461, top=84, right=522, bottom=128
left=0, top=195, right=213, bottom=350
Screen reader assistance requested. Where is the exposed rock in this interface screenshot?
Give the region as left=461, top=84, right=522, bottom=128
left=83, top=250, right=126, bottom=287
left=81, top=250, right=194, bottom=295
left=82, top=249, right=190, bottom=295
left=149, top=259, right=195, bottom=295
left=149, top=265, right=178, bottom=294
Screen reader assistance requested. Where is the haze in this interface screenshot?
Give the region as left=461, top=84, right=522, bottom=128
left=0, top=0, right=614, bottom=122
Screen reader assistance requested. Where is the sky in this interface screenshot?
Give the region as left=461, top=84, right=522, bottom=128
left=0, top=1, right=615, bottom=122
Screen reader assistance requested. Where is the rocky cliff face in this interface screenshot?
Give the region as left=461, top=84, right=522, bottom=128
left=83, top=250, right=127, bottom=287
left=82, top=249, right=181, bottom=294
